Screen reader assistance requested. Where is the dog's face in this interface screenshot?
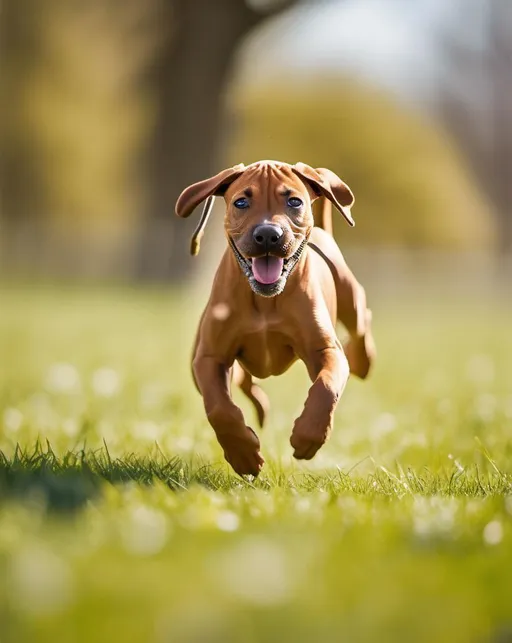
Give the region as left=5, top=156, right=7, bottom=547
left=223, top=163, right=315, bottom=297
left=175, top=160, right=355, bottom=298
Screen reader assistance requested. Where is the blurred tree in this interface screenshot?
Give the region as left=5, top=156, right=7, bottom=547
left=0, top=0, right=44, bottom=227
left=0, top=0, right=299, bottom=279
left=438, top=0, right=512, bottom=254
left=137, top=0, right=299, bottom=281
left=227, top=80, right=495, bottom=250
left=3, top=0, right=498, bottom=280
left=488, top=0, right=512, bottom=254
left=0, top=0, right=161, bottom=275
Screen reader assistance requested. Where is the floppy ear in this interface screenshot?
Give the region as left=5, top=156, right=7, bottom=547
left=292, top=162, right=355, bottom=227
left=175, top=163, right=246, bottom=256
left=175, top=164, right=246, bottom=218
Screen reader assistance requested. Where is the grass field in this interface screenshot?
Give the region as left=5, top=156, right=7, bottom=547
left=1, top=283, right=512, bottom=643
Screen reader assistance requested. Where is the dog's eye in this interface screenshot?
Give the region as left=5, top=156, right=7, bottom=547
left=233, top=197, right=249, bottom=209
left=287, top=197, right=303, bottom=208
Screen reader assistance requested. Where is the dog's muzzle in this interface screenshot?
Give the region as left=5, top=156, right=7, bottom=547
left=229, top=237, right=307, bottom=297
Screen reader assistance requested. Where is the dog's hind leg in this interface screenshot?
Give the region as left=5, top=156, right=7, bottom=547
left=232, top=361, right=269, bottom=428
left=330, top=262, right=375, bottom=380
left=309, top=228, right=376, bottom=379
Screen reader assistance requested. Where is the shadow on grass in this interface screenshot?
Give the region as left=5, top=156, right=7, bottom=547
left=0, top=442, right=235, bottom=513
left=2, top=442, right=511, bottom=514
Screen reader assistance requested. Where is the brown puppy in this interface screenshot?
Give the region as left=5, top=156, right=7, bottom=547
left=176, top=160, right=375, bottom=476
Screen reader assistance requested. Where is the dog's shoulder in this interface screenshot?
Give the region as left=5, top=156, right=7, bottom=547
left=308, top=228, right=346, bottom=272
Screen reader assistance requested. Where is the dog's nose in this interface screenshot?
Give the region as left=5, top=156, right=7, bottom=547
left=253, top=224, right=284, bottom=251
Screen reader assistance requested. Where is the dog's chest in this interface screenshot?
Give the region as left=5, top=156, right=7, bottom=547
left=236, top=314, right=297, bottom=378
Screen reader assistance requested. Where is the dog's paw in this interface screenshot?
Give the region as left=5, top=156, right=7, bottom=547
left=218, top=426, right=265, bottom=477
left=290, top=418, right=331, bottom=460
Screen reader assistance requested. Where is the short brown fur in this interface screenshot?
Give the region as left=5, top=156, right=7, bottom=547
left=176, top=160, right=375, bottom=476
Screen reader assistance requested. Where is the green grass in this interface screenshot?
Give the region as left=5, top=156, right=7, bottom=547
left=1, top=283, right=512, bottom=643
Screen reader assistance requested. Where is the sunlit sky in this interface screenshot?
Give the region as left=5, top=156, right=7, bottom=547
left=238, top=0, right=488, bottom=106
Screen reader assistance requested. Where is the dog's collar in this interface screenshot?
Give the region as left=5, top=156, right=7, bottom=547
left=228, top=237, right=253, bottom=280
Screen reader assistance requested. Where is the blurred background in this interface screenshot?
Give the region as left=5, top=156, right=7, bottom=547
left=1, top=0, right=511, bottom=292
left=2, top=4, right=512, bottom=641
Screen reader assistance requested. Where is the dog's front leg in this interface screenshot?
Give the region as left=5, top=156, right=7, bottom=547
left=290, top=345, right=349, bottom=460
left=193, top=355, right=265, bottom=476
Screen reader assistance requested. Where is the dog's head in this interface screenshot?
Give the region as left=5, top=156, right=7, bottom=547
left=175, top=160, right=355, bottom=297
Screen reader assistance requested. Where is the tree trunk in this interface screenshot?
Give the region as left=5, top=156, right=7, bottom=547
left=135, top=0, right=297, bottom=282
left=489, top=0, right=512, bottom=255
left=0, top=0, right=44, bottom=226
left=438, top=0, right=512, bottom=256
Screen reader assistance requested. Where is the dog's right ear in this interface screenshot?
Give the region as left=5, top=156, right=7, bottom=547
left=175, top=164, right=246, bottom=218
left=175, top=164, right=246, bottom=256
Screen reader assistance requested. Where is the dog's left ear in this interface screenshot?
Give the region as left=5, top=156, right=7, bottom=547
left=292, top=162, right=355, bottom=227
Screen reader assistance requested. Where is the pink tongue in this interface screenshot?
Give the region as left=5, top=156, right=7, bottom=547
left=252, top=256, right=284, bottom=284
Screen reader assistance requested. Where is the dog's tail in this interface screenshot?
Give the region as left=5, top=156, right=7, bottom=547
left=313, top=197, right=333, bottom=236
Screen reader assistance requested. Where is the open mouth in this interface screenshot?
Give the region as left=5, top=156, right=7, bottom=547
left=229, top=237, right=307, bottom=297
